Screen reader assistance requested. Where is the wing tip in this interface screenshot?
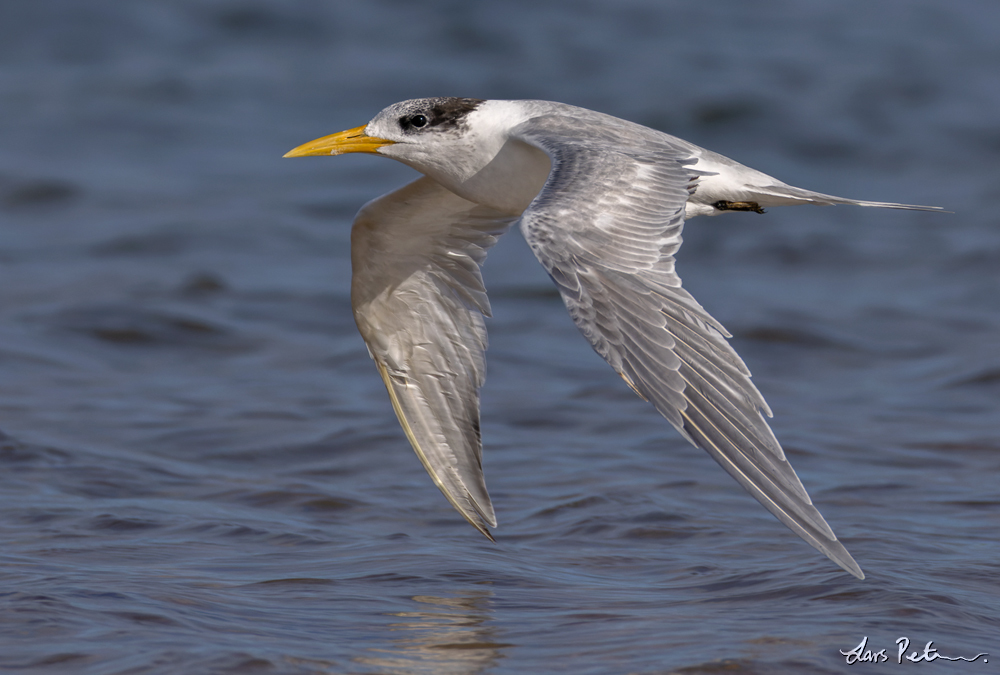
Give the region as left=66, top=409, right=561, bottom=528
left=373, top=358, right=501, bottom=540
left=477, top=523, right=497, bottom=543
left=825, top=541, right=865, bottom=580
left=461, top=504, right=497, bottom=542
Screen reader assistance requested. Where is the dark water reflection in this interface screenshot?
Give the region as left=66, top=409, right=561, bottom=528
left=1, top=1, right=999, bottom=673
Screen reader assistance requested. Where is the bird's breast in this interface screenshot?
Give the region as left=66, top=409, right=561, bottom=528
left=445, top=138, right=552, bottom=215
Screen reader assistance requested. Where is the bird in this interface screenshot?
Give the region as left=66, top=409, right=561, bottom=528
left=284, top=98, right=942, bottom=579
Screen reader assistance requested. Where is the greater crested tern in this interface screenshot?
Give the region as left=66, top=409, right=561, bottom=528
left=285, top=98, right=943, bottom=579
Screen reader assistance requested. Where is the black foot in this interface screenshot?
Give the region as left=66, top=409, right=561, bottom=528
left=713, top=200, right=765, bottom=214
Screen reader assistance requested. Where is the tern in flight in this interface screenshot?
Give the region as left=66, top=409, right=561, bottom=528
left=285, top=98, right=942, bottom=578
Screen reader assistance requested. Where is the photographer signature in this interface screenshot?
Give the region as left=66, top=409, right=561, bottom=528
left=841, top=636, right=988, bottom=664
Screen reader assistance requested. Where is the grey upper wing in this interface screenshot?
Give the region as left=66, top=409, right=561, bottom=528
left=350, top=177, right=517, bottom=539
left=512, top=114, right=863, bottom=578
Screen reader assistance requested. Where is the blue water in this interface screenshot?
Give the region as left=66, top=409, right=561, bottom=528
left=1, top=1, right=998, bottom=672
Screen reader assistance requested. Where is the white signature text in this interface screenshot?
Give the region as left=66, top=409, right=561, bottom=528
left=841, top=636, right=988, bottom=664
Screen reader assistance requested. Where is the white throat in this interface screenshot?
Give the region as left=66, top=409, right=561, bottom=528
left=449, top=137, right=551, bottom=214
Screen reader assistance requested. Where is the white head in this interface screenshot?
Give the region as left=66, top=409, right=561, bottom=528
left=285, top=97, right=550, bottom=213
left=286, top=98, right=491, bottom=177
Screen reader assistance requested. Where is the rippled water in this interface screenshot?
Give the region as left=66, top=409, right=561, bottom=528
left=1, top=1, right=998, bottom=673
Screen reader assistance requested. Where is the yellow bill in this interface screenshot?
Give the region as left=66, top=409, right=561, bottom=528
left=283, top=125, right=395, bottom=158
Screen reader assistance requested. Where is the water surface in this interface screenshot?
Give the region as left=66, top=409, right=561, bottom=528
left=1, top=1, right=998, bottom=672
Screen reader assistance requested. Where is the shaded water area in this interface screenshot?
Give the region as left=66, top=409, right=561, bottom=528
left=1, top=1, right=998, bottom=672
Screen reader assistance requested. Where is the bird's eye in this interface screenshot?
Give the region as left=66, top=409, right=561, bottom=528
left=403, top=114, right=428, bottom=130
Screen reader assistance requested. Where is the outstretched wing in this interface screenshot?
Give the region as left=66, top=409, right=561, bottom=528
left=513, top=113, right=864, bottom=578
left=350, top=177, right=517, bottom=539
